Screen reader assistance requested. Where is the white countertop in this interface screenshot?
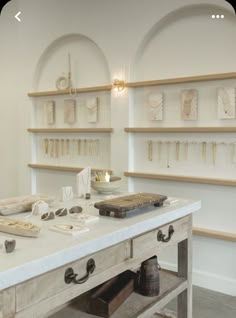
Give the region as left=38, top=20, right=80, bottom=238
left=0, top=192, right=201, bottom=290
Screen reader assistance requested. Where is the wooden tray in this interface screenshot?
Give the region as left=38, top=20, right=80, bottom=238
left=94, top=192, right=167, bottom=218
left=86, top=270, right=136, bottom=318
left=0, top=217, right=41, bottom=237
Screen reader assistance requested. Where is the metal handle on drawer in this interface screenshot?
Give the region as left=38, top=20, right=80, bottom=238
left=64, top=258, right=96, bottom=284
left=157, top=225, right=174, bottom=242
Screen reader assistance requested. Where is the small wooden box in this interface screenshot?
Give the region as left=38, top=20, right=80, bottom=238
left=86, top=270, right=136, bottom=318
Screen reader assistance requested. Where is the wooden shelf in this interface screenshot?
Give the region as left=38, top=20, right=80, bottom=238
left=28, top=73, right=236, bottom=96
left=28, top=164, right=112, bottom=173
left=126, top=72, right=236, bottom=88
left=193, top=227, right=236, bottom=242
left=124, top=172, right=236, bottom=187
left=125, top=127, right=236, bottom=133
left=28, top=85, right=112, bottom=97
left=28, top=128, right=113, bottom=133
left=68, top=269, right=186, bottom=318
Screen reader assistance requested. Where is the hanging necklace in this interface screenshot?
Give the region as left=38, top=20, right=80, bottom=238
left=175, top=141, right=180, bottom=161
left=184, top=141, right=188, bottom=161
left=148, top=140, right=153, bottom=161
left=44, top=138, right=49, bottom=154
left=212, top=142, right=217, bottom=165
left=158, top=141, right=162, bottom=162
left=202, top=141, right=207, bottom=162
left=166, top=141, right=170, bottom=168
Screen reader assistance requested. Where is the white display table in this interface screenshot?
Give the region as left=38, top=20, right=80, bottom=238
left=0, top=193, right=201, bottom=318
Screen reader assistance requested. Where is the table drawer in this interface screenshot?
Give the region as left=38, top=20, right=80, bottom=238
left=16, top=241, right=131, bottom=312
left=131, top=216, right=189, bottom=258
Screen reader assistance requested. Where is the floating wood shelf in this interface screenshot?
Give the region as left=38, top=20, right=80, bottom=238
left=124, top=172, right=236, bottom=187
left=193, top=227, right=236, bottom=242
left=126, top=72, right=236, bottom=88
left=28, top=164, right=112, bottom=173
left=28, top=128, right=113, bottom=133
left=28, top=85, right=112, bottom=97
left=74, top=269, right=187, bottom=318
left=28, top=72, right=236, bottom=96
left=124, top=127, right=236, bottom=133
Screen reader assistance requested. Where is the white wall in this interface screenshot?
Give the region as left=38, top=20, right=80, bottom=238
left=0, top=0, right=20, bottom=197
left=0, top=0, right=235, bottom=295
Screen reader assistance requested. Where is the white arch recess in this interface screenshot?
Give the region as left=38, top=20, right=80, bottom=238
left=131, top=3, right=235, bottom=81
left=33, top=34, right=111, bottom=91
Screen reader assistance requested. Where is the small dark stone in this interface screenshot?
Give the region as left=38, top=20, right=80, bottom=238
left=85, top=193, right=91, bottom=200
left=5, top=239, right=16, bottom=253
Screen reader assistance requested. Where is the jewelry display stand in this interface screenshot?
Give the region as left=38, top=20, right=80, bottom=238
left=124, top=72, right=236, bottom=183
left=28, top=84, right=113, bottom=181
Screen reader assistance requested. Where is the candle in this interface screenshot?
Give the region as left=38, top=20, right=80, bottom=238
left=105, top=171, right=110, bottom=182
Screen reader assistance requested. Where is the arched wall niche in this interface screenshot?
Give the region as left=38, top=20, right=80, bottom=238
left=131, top=3, right=235, bottom=81
left=33, top=34, right=111, bottom=91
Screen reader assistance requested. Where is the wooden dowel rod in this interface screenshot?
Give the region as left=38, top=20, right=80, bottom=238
left=193, top=227, right=236, bottom=242
left=126, top=72, right=236, bottom=88
left=28, top=128, right=113, bottom=133
left=28, top=164, right=112, bottom=173
left=124, top=171, right=236, bottom=187
left=124, top=127, right=236, bottom=133
left=28, top=85, right=112, bottom=97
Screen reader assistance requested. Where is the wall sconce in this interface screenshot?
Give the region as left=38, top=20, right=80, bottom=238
left=113, top=79, right=125, bottom=91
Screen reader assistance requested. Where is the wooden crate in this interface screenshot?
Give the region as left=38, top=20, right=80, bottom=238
left=86, top=270, right=136, bottom=318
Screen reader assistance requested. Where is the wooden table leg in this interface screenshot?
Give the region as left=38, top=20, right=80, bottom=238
left=177, top=216, right=192, bottom=318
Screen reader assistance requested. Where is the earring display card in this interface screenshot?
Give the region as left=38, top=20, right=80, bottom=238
left=76, top=167, right=91, bottom=198
left=147, top=92, right=163, bottom=121
left=86, top=97, right=99, bottom=123
left=49, top=224, right=89, bottom=236
left=217, top=87, right=235, bottom=119
left=64, top=99, right=76, bottom=124
left=181, top=89, right=198, bottom=120
left=44, top=100, right=55, bottom=125
left=60, top=186, right=74, bottom=202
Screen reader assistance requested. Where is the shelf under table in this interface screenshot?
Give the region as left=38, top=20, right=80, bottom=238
left=50, top=269, right=185, bottom=318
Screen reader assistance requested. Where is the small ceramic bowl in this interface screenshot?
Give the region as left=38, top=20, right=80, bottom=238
left=91, top=176, right=122, bottom=194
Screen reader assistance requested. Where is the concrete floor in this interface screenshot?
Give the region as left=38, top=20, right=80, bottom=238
left=49, top=285, right=236, bottom=317
left=164, top=285, right=236, bottom=318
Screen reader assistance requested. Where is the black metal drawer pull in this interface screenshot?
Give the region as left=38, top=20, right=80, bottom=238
left=64, top=258, right=96, bottom=284
left=157, top=225, right=174, bottom=242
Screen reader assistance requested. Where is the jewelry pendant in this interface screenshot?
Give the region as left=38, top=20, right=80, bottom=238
left=66, top=139, right=70, bottom=155
left=77, top=139, right=81, bottom=155
left=44, top=138, right=49, bottom=154
left=158, top=141, right=162, bottom=162
left=61, top=139, right=64, bottom=156
left=84, top=139, right=87, bottom=156
left=50, top=139, right=54, bottom=157
left=184, top=141, right=188, bottom=161
left=175, top=141, right=180, bottom=161
left=148, top=140, right=153, bottom=161
left=166, top=141, right=170, bottom=168
left=96, top=139, right=100, bottom=156
left=55, top=139, right=59, bottom=158
left=202, top=141, right=207, bottom=162
left=212, top=142, right=217, bottom=165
